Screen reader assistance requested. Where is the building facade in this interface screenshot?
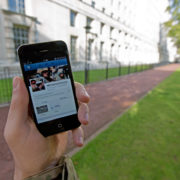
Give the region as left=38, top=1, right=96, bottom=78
left=0, top=0, right=177, bottom=66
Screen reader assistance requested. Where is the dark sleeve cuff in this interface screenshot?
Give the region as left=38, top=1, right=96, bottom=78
left=25, top=156, right=79, bottom=180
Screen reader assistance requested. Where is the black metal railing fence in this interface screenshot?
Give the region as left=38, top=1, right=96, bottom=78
left=0, top=61, right=156, bottom=105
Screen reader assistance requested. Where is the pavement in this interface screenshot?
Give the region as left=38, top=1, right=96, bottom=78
left=0, top=63, right=179, bottom=179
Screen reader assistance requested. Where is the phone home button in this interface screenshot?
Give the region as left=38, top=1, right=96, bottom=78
left=58, top=123, right=62, bottom=128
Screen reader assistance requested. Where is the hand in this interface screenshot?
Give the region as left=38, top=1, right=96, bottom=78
left=4, top=77, right=90, bottom=180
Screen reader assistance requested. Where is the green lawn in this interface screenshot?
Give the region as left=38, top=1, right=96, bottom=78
left=73, top=64, right=151, bottom=84
left=0, top=65, right=151, bottom=104
left=72, top=69, right=180, bottom=180
left=0, top=78, right=12, bottom=104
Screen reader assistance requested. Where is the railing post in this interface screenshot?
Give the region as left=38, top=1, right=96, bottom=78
left=106, top=61, right=109, bottom=80
left=152, top=63, right=154, bottom=69
left=4, top=67, right=10, bottom=103
left=128, top=63, right=130, bottom=74
left=84, top=61, right=89, bottom=84
left=151, top=63, right=153, bottom=69
left=87, top=63, right=89, bottom=83
left=135, top=63, right=137, bottom=72
left=118, top=62, right=121, bottom=76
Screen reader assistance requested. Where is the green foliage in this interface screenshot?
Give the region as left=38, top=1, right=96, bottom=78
left=73, top=69, right=180, bottom=180
left=165, top=0, right=180, bottom=53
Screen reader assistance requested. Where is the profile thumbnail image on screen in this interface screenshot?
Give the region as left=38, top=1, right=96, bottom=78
left=27, top=65, right=70, bottom=92
left=30, top=78, right=45, bottom=92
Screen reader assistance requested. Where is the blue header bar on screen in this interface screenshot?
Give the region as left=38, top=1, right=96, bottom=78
left=24, top=58, right=68, bottom=71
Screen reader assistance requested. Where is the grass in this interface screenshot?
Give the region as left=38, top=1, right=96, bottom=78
left=73, top=64, right=151, bottom=84
left=0, top=65, right=151, bottom=104
left=72, top=69, right=180, bottom=180
left=0, top=78, right=12, bottom=104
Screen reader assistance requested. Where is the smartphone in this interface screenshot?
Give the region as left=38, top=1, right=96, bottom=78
left=18, top=41, right=80, bottom=137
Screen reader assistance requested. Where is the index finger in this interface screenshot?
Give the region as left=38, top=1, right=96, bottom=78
left=75, top=82, right=90, bottom=103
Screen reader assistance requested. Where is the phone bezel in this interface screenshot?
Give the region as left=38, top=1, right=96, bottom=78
left=18, top=40, right=80, bottom=137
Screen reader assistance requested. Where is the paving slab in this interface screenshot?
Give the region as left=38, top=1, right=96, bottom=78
left=0, top=64, right=180, bottom=179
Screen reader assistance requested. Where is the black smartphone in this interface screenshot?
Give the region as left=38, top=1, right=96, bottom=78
left=18, top=41, right=80, bottom=137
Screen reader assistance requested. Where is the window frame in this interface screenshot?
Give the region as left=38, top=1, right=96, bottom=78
left=13, top=24, right=29, bottom=61
left=70, top=36, right=77, bottom=61
left=91, top=1, right=95, bottom=8
left=100, top=22, right=104, bottom=34
left=70, top=10, right=77, bottom=27
left=100, top=41, right=104, bottom=61
left=8, top=0, right=25, bottom=14
left=110, top=27, right=114, bottom=38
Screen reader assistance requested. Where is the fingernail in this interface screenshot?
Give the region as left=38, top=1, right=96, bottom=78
left=85, top=91, right=90, bottom=98
left=85, top=113, right=89, bottom=122
left=79, top=137, right=84, bottom=145
left=13, top=77, right=19, bottom=91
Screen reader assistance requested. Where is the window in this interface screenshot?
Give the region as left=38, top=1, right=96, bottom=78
left=118, top=1, right=120, bottom=8
left=70, top=36, right=77, bottom=61
left=86, top=17, right=93, bottom=33
left=87, top=17, right=93, bottom=27
left=111, top=0, right=113, bottom=5
left=111, top=13, right=114, bottom=18
left=8, top=0, right=25, bottom=14
left=100, top=23, right=104, bottom=34
left=100, top=41, right=104, bottom=61
left=13, top=25, right=29, bottom=61
left=102, top=7, right=105, bottom=13
left=91, top=1, right=95, bottom=8
left=70, top=10, right=77, bottom=27
left=110, top=27, right=114, bottom=38
left=118, top=45, right=121, bottom=60
left=110, top=43, right=114, bottom=61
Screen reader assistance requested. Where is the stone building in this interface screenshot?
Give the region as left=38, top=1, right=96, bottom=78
left=0, top=0, right=176, bottom=66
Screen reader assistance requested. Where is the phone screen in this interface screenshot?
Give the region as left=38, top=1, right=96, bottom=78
left=24, top=57, right=77, bottom=124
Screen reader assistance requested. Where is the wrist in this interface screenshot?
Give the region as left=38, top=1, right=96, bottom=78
left=14, top=167, right=25, bottom=180
left=13, top=159, right=58, bottom=180
left=14, top=166, right=43, bottom=180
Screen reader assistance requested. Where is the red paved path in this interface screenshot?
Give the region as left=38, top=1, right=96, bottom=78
left=0, top=64, right=180, bottom=179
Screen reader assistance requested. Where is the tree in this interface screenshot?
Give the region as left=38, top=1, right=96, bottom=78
left=165, top=0, right=180, bottom=54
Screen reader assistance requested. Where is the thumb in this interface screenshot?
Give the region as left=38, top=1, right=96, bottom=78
left=7, top=76, right=29, bottom=125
